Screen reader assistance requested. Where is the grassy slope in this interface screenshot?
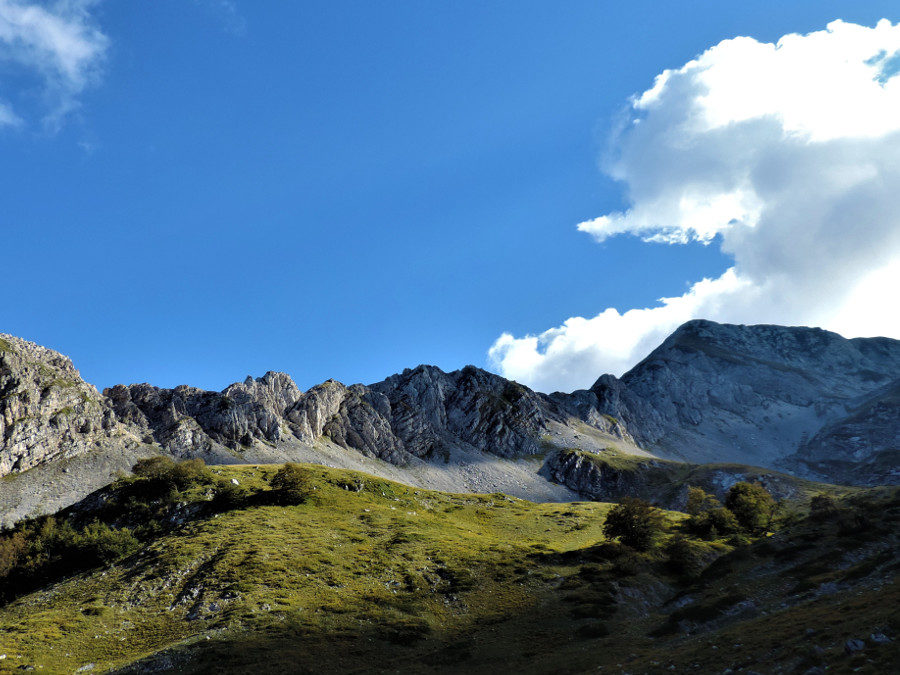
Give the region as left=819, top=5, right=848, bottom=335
left=0, top=466, right=896, bottom=675
left=0, top=465, right=625, bottom=673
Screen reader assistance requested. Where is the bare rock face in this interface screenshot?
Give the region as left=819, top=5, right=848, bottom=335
left=782, top=379, right=900, bottom=485
left=315, top=384, right=408, bottom=464
left=283, top=365, right=564, bottom=464
left=540, top=449, right=653, bottom=503
left=105, top=370, right=301, bottom=456
left=577, top=321, right=900, bottom=472
left=223, top=371, right=301, bottom=417
left=0, top=334, right=125, bottom=476
left=97, top=363, right=571, bottom=467
left=549, top=380, right=636, bottom=443
left=370, top=365, right=557, bottom=459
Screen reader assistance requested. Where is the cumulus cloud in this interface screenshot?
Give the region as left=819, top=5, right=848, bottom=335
left=0, top=0, right=107, bottom=129
left=489, top=19, right=900, bottom=393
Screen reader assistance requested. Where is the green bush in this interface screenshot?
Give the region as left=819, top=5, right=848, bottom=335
left=168, top=458, right=210, bottom=489
left=132, top=456, right=176, bottom=479
left=76, top=521, right=141, bottom=566
left=270, top=462, right=313, bottom=505
left=687, top=506, right=741, bottom=539
left=602, top=497, right=665, bottom=551
left=664, top=535, right=708, bottom=578
left=214, top=481, right=251, bottom=509
left=725, top=482, right=776, bottom=533
left=126, top=457, right=211, bottom=507
left=0, top=531, right=27, bottom=577
left=0, top=516, right=139, bottom=600
left=685, top=486, right=721, bottom=515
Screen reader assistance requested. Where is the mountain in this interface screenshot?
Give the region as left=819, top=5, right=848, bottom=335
left=2, top=325, right=898, bottom=673
left=1, top=336, right=637, bottom=526
left=581, top=320, right=900, bottom=472
left=2, top=320, right=899, bottom=526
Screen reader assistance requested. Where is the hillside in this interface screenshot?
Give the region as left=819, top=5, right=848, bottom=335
left=0, top=463, right=896, bottom=674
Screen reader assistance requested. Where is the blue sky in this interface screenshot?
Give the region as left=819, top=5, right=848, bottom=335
left=3, top=1, right=899, bottom=393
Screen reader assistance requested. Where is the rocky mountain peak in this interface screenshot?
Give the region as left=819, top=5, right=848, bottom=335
left=224, top=371, right=301, bottom=412
left=591, top=320, right=900, bottom=469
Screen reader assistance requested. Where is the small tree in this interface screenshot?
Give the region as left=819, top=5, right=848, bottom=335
left=76, top=522, right=141, bottom=566
left=167, top=458, right=209, bottom=490
left=685, top=486, right=721, bottom=515
left=270, top=462, right=312, bottom=505
left=687, top=506, right=741, bottom=539
left=128, top=456, right=209, bottom=505
left=214, top=481, right=250, bottom=510
left=0, top=532, right=27, bottom=578
left=602, top=497, right=665, bottom=551
left=725, top=482, right=776, bottom=533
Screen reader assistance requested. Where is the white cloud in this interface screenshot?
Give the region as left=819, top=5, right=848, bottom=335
left=489, top=19, right=900, bottom=393
left=0, top=0, right=107, bottom=129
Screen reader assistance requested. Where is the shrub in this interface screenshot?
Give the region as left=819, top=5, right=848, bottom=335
left=132, top=456, right=176, bottom=479
left=0, top=531, right=27, bottom=577
left=167, top=458, right=210, bottom=490
left=687, top=506, right=741, bottom=539
left=76, top=522, right=141, bottom=566
left=214, top=481, right=251, bottom=510
left=0, top=516, right=140, bottom=601
left=128, top=456, right=211, bottom=505
left=725, top=482, right=777, bottom=533
left=602, top=497, right=665, bottom=551
left=685, top=486, right=720, bottom=515
left=270, top=462, right=313, bottom=505
left=664, top=535, right=708, bottom=578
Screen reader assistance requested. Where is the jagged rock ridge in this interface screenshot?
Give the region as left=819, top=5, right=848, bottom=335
left=540, top=448, right=822, bottom=510
left=104, top=364, right=614, bottom=466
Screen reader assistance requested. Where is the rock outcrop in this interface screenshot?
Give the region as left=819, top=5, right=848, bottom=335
left=0, top=334, right=130, bottom=476
left=102, top=364, right=579, bottom=466
left=105, top=371, right=301, bottom=457
left=369, top=365, right=555, bottom=458
left=541, top=448, right=816, bottom=509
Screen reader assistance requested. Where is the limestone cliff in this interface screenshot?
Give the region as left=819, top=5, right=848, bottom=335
left=0, top=334, right=132, bottom=476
